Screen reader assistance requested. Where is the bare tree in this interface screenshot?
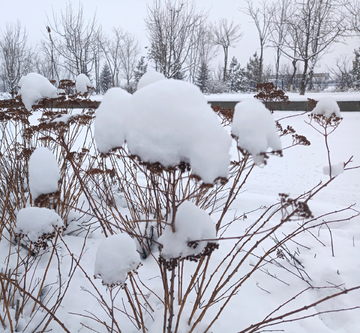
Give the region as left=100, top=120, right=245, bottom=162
left=280, top=0, right=348, bottom=95
left=99, top=27, right=140, bottom=90
left=270, top=0, right=292, bottom=86
left=241, top=0, right=274, bottom=84
left=186, top=22, right=218, bottom=83
left=47, top=2, right=100, bottom=77
left=119, top=32, right=140, bottom=89
left=211, top=18, right=243, bottom=82
left=0, top=22, right=34, bottom=96
left=145, top=0, right=207, bottom=78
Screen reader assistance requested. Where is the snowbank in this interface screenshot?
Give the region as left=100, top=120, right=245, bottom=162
left=312, top=96, right=341, bottom=118
left=16, top=207, right=62, bottom=242
left=94, top=233, right=140, bottom=286
left=94, top=87, right=131, bottom=153
left=232, top=99, right=282, bottom=163
left=158, top=201, right=216, bottom=259
left=18, top=73, right=57, bottom=111
left=127, top=79, right=232, bottom=183
left=29, top=147, right=59, bottom=200
left=76, top=74, right=92, bottom=94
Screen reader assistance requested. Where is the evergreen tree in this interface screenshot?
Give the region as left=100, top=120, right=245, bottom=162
left=195, top=62, right=211, bottom=93
left=227, top=56, right=248, bottom=92
left=351, top=48, right=360, bottom=88
left=100, top=63, right=112, bottom=93
left=245, top=52, right=262, bottom=90
left=134, top=56, right=148, bottom=84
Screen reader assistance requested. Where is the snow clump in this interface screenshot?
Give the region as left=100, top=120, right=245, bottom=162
left=76, top=73, right=92, bottom=94
left=323, top=162, right=344, bottom=177
left=16, top=207, right=62, bottom=242
left=127, top=79, right=232, bottom=183
left=94, top=88, right=131, bottom=153
left=29, top=147, right=59, bottom=200
left=312, top=97, right=341, bottom=118
left=232, top=99, right=282, bottom=164
left=137, top=69, right=166, bottom=90
left=94, top=233, right=140, bottom=286
left=158, top=201, right=216, bottom=259
left=18, top=73, right=57, bottom=111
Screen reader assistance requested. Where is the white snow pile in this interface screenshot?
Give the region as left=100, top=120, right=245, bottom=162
left=76, top=73, right=92, bottom=94
left=232, top=99, right=282, bottom=163
left=323, top=162, right=345, bottom=177
left=127, top=79, right=232, bottom=183
left=312, top=96, right=341, bottom=118
left=16, top=207, right=62, bottom=242
left=29, top=147, right=59, bottom=200
left=158, top=201, right=216, bottom=259
left=137, top=69, right=166, bottom=90
left=18, top=73, right=57, bottom=111
left=94, top=88, right=131, bottom=153
left=94, top=233, right=140, bottom=286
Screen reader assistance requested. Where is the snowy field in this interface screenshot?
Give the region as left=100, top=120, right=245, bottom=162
left=0, top=74, right=359, bottom=333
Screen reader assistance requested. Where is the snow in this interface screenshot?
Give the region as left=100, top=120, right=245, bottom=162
left=29, top=147, right=59, bottom=200
left=94, top=233, right=140, bottom=286
left=18, top=73, right=57, bottom=111
left=127, top=79, right=232, bottom=183
left=16, top=207, right=62, bottom=242
left=232, top=98, right=282, bottom=163
left=158, top=201, right=216, bottom=259
left=94, top=87, right=131, bottom=153
left=137, top=69, right=166, bottom=90
left=75, top=73, right=92, bottom=94
left=323, top=162, right=345, bottom=177
left=312, top=96, right=341, bottom=118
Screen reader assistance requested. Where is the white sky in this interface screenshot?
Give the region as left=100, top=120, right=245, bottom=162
left=0, top=0, right=358, bottom=74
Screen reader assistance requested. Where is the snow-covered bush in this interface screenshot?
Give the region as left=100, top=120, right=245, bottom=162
left=18, top=72, right=57, bottom=111
left=75, top=73, right=92, bottom=95
left=0, top=72, right=359, bottom=333
left=28, top=147, right=59, bottom=201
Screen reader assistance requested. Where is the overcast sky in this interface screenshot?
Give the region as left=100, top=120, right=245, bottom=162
left=0, top=0, right=358, bottom=73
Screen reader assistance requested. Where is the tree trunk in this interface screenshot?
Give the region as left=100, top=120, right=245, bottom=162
left=223, top=46, right=228, bottom=82
left=300, top=59, right=309, bottom=95
left=289, top=59, right=297, bottom=92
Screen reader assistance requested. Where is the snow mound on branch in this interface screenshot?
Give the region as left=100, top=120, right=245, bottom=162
left=137, top=69, right=166, bottom=90
left=16, top=207, right=62, bottom=242
left=76, top=73, right=92, bottom=94
left=94, top=233, right=140, bottom=286
left=232, top=99, right=282, bottom=163
left=323, top=162, right=344, bottom=177
left=312, top=97, right=341, bottom=118
left=94, top=88, right=131, bottom=153
left=158, top=201, right=216, bottom=259
left=18, top=73, right=57, bottom=111
left=29, top=147, right=59, bottom=200
left=127, top=79, right=232, bottom=184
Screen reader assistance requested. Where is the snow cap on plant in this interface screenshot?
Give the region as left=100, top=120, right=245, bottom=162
left=94, top=87, right=131, bottom=153
left=29, top=147, right=59, bottom=200
left=232, top=98, right=282, bottom=164
left=158, top=201, right=217, bottom=260
left=18, top=73, right=57, bottom=111
left=76, top=73, right=92, bottom=94
left=137, top=69, right=166, bottom=90
left=127, top=79, right=232, bottom=184
left=94, top=233, right=140, bottom=287
left=312, top=96, right=341, bottom=118
left=16, top=207, right=63, bottom=243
